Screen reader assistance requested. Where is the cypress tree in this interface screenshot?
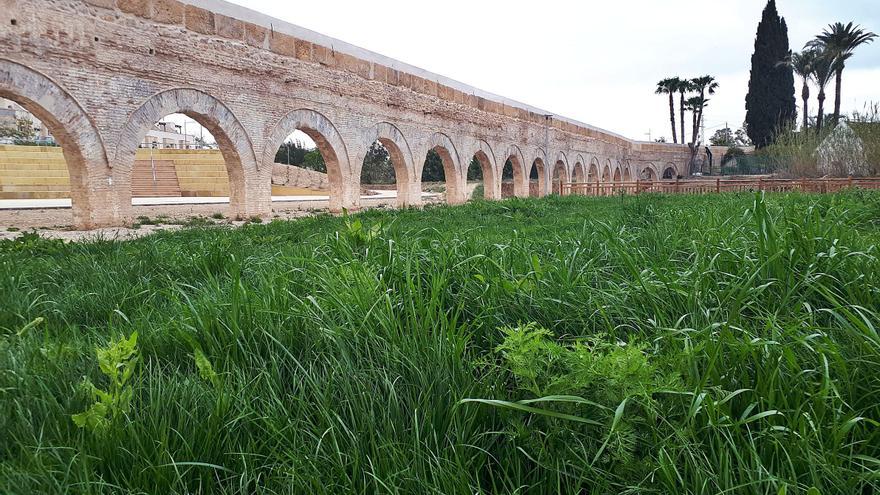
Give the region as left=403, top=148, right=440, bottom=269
left=745, top=0, right=796, bottom=148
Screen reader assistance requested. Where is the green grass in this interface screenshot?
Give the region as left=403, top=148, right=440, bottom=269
left=1, top=191, right=880, bottom=494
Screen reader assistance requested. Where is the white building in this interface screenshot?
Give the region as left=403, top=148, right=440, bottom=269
left=141, top=121, right=197, bottom=149
left=0, top=98, right=54, bottom=143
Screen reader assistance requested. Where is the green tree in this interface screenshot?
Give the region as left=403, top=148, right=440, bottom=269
left=710, top=128, right=735, bottom=147
left=690, top=76, right=719, bottom=145
left=655, top=78, right=679, bottom=144
left=745, top=0, right=796, bottom=148
left=467, top=157, right=483, bottom=181
left=808, top=22, right=877, bottom=125
left=810, top=50, right=836, bottom=133
left=421, top=149, right=445, bottom=182
left=302, top=150, right=326, bottom=173
left=778, top=49, right=818, bottom=131
left=676, top=78, right=694, bottom=145
left=361, top=141, right=395, bottom=184
left=0, top=117, right=35, bottom=142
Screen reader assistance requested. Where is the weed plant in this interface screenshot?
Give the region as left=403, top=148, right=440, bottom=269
left=1, top=192, right=879, bottom=494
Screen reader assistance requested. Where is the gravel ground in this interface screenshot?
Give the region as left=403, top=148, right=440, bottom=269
left=0, top=195, right=415, bottom=242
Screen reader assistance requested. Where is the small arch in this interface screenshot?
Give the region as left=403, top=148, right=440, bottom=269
left=116, top=88, right=263, bottom=219
left=552, top=160, right=570, bottom=195
left=360, top=122, right=416, bottom=207
left=602, top=159, right=612, bottom=182
left=613, top=165, right=622, bottom=182
left=424, top=132, right=464, bottom=205
left=0, top=59, right=114, bottom=228
left=641, top=164, right=658, bottom=181
left=502, top=144, right=528, bottom=198
left=663, top=164, right=677, bottom=180
left=466, top=140, right=498, bottom=200
left=264, top=109, right=350, bottom=212
left=530, top=148, right=549, bottom=197
left=588, top=157, right=600, bottom=182
left=623, top=167, right=632, bottom=182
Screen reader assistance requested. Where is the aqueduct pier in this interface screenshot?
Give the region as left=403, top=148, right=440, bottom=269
left=0, top=0, right=691, bottom=228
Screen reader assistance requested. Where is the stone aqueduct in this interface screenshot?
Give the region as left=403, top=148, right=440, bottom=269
left=0, top=0, right=691, bottom=229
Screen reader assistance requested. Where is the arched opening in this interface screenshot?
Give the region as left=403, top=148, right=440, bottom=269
left=642, top=166, right=657, bottom=181
left=613, top=166, right=622, bottom=182
left=601, top=164, right=611, bottom=182
left=265, top=109, right=349, bottom=212
left=552, top=160, right=569, bottom=195
left=500, top=158, right=516, bottom=199
left=117, top=88, right=263, bottom=220
left=572, top=162, right=586, bottom=195
left=529, top=158, right=546, bottom=197
left=359, top=123, right=415, bottom=208
left=502, top=147, right=528, bottom=199
left=588, top=158, right=600, bottom=183
left=623, top=167, right=632, bottom=182
left=467, top=149, right=498, bottom=201
left=135, top=113, right=227, bottom=201
left=663, top=166, right=676, bottom=180
left=0, top=59, right=113, bottom=228
left=422, top=141, right=462, bottom=205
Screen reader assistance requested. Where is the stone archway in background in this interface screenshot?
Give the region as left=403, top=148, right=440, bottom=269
left=116, top=88, right=264, bottom=220
left=502, top=145, right=528, bottom=198
left=264, top=108, right=350, bottom=212
left=467, top=141, right=499, bottom=200
left=0, top=58, right=115, bottom=228
left=359, top=122, right=417, bottom=208
left=423, top=132, right=465, bottom=205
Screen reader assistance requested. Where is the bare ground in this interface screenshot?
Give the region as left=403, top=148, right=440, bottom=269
left=0, top=195, right=415, bottom=242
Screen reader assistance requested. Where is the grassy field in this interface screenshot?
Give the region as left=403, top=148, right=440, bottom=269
left=1, top=192, right=879, bottom=494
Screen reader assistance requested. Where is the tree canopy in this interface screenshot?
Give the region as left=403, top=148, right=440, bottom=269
left=745, top=0, right=796, bottom=148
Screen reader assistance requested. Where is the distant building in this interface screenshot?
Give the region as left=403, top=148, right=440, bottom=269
left=0, top=98, right=54, bottom=144
left=141, top=121, right=197, bottom=149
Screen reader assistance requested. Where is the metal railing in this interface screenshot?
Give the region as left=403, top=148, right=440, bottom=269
left=562, top=177, right=880, bottom=197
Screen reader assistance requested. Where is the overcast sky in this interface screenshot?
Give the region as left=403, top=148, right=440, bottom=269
left=220, top=0, right=878, bottom=143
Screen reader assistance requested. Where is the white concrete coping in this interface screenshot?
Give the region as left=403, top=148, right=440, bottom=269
left=182, top=0, right=637, bottom=143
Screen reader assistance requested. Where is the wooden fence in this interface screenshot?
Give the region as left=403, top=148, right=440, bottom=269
left=562, top=177, right=880, bottom=197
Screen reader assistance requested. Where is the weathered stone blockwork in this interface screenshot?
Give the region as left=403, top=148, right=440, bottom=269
left=0, top=0, right=691, bottom=228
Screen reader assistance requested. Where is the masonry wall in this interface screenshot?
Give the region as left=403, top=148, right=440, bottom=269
left=0, top=0, right=692, bottom=228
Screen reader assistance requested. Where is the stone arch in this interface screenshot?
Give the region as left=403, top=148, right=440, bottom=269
left=530, top=148, right=548, bottom=197
left=0, top=58, right=115, bottom=228
left=116, top=88, right=265, bottom=219
left=642, top=163, right=659, bottom=181
left=588, top=156, right=600, bottom=182
left=623, top=166, right=632, bottom=182
left=467, top=139, right=499, bottom=200
left=573, top=155, right=587, bottom=182
left=502, top=144, right=529, bottom=198
left=662, top=163, right=677, bottom=180
left=613, top=164, right=622, bottom=182
left=264, top=108, right=350, bottom=212
left=552, top=158, right=570, bottom=195
left=426, top=132, right=465, bottom=205
left=360, top=121, right=417, bottom=207
left=602, top=159, right=612, bottom=182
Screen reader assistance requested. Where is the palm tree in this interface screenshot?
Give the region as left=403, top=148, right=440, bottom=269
left=808, top=22, right=877, bottom=124
left=676, top=79, right=694, bottom=145
left=810, top=50, right=835, bottom=133
left=690, top=76, right=719, bottom=147
left=655, top=78, right=679, bottom=143
left=685, top=96, right=709, bottom=173
left=778, top=50, right=817, bottom=130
